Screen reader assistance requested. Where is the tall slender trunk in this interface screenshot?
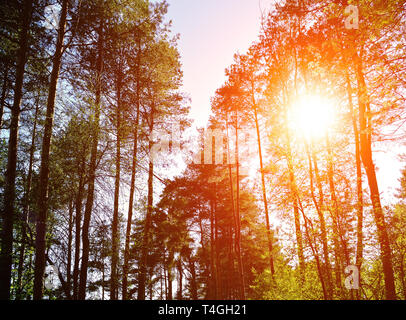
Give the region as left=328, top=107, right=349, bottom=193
left=311, top=146, right=345, bottom=295
left=305, top=142, right=333, bottom=299
left=323, top=135, right=346, bottom=297
left=325, top=133, right=351, bottom=298
left=16, top=102, right=39, bottom=299
left=138, top=110, right=155, bottom=300
left=33, top=0, right=68, bottom=300
left=67, top=200, right=74, bottom=297
left=235, top=109, right=245, bottom=300
left=0, top=0, right=33, bottom=300
left=164, top=261, right=168, bottom=299
left=122, top=39, right=141, bottom=300
left=0, top=63, right=10, bottom=129
left=177, top=259, right=183, bottom=300
left=78, top=22, right=104, bottom=300
left=167, top=249, right=173, bottom=300
left=225, top=114, right=237, bottom=292
left=227, top=226, right=234, bottom=299
left=299, top=204, right=328, bottom=300
left=214, top=185, right=221, bottom=299
left=346, top=71, right=364, bottom=299
left=284, top=108, right=305, bottom=281
left=34, top=0, right=68, bottom=300
left=110, top=71, right=123, bottom=300
left=253, top=107, right=275, bottom=275
left=73, top=162, right=85, bottom=299
left=353, top=51, right=396, bottom=300
left=189, top=256, right=198, bottom=300
left=209, top=197, right=217, bottom=299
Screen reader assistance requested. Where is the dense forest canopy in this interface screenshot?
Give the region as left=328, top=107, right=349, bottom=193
left=0, top=0, right=406, bottom=300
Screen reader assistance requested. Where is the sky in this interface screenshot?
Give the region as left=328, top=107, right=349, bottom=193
left=166, top=0, right=274, bottom=127
left=164, top=0, right=404, bottom=201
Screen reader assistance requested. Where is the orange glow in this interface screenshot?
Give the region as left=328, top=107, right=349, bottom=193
left=289, top=94, right=336, bottom=140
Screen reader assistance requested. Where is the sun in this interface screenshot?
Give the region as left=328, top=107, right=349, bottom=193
left=289, top=94, right=336, bottom=140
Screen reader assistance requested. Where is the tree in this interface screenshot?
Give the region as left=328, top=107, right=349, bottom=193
left=34, top=0, right=69, bottom=299
left=0, top=0, right=33, bottom=300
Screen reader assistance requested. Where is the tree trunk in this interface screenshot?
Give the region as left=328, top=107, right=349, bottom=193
left=122, top=38, right=141, bottom=300
left=299, top=205, right=328, bottom=300
left=225, top=114, right=237, bottom=297
left=167, top=250, right=173, bottom=300
left=214, top=185, right=221, bottom=299
left=177, top=259, right=183, bottom=300
left=325, top=133, right=352, bottom=300
left=78, top=22, right=104, bottom=300
left=138, top=110, right=155, bottom=300
left=67, top=200, right=74, bottom=297
left=110, top=70, right=123, bottom=300
left=16, top=101, right=39, bottom=299
left=189, top=256, right=198, bottom=300
left=346, top=71, right=364, bottom=299
left=235, top=109, right=246, bottom=300
left=0, top=62, right=10, bottom=129
left=209, top=197, right=217, bottom=299
left=305, top=142, right=333, bottom=299
left=33, top=0, right=68, bottom=300
left=254, top=107, right=275, bottom=275
left=354, top=51, right=396, bottom=300
left=0, top=0, right=33, bottom=300
left=73, top=162, right=85, bottom=299
left=284, top=112, right=305, bottom=282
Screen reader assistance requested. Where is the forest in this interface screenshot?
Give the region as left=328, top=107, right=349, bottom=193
left=0, top=0, right=406, bottom=300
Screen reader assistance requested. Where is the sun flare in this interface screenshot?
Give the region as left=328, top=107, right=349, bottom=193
left=289, top=94, right=336, bottom=140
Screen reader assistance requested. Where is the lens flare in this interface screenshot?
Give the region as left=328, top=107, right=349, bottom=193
left=289, top=94, right=336, bottom=140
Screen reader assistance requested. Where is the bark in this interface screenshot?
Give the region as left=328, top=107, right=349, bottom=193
left=284, top=112, right=305, bottom=280
left=16, top=101, right=39, bottom=299
left=138, top=110, right=155, bottom=300
left=122, top=38, right=141, bottom=300
left=110, top=70, right=123, bottom=300
left=305, top=142, right=333, bottom=299
left=311, top=147, right=343, bottom=295
left=299, top=202, right=328, bottom=300
left=254, top=106, right=275, bottom=275
left=209, top=197, right=217, bottom=299
left=33, top=0, right=68, bottom=300
left=214, top=185, right=221, bottom=299
left=0, top=62, right=9, bottom=129
left=346, top=71, right=364, bottom=299
left=0, top=0, right=32, bottom=300
left=325, top=133, right=351, bottom=300
left=188, top=256, right=198, bottom=300
left=167, top=250, right=173, bottom=300
left=73, top=161, right=85, bottom=299
left=354, top=51, right=396, bottom=299
left=176, top=259, right=183, bottom=300
left=78, top=22, right=104, bottom=300
left=67, top=200, right=74, bottom=296
left=225, top=114, right=236, bottom=274
left=235, top=109, right=246, bottom=300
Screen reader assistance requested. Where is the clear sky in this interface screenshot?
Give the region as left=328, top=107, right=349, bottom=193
left=164, top=0, right=404, bottom=201
left=166, top=0, right=274, bottom=127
